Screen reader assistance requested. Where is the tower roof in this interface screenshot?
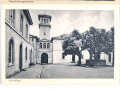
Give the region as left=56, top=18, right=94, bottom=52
left=38, top=14, right=52, bottom=21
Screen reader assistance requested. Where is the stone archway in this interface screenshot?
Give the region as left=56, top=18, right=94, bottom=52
left=41, top=53, right=48, bottom=64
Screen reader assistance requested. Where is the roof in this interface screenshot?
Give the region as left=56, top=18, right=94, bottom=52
left=38, top=14, right=52, bottom=21
left=51, top=34, right=69, bottom=41
left=30, top=34, right=37, bottom=38
left=30, top=34, right=39, bottom=41
left=23, top=10, right=33, bottom=25
left=39, top=38, right=52, bottom=42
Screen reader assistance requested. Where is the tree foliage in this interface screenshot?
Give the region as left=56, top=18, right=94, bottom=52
left=81, top=27, right=114, bottom=61
left=62, top=27, right=114, bottom=62
left=62, top=29, right=81, bottom=55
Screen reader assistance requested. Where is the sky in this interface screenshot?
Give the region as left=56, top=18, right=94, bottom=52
left=29, top=10, right=114, bottom=38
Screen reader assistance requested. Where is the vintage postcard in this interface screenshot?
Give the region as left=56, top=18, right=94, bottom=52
left=1, top=4, right=120, bottom=85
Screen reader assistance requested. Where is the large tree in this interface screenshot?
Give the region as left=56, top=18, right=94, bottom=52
left=62, top=29, right=81, bottom=63
left=104, top=27, right=114, bottom=66
left=81, top=27, right=107, bottom=61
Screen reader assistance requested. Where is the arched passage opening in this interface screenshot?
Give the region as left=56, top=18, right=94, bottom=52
left=41, top=53, right=48, bottom=64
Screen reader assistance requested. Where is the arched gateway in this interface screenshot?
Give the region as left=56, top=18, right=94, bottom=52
left=41, top=53, right=48, bottom=64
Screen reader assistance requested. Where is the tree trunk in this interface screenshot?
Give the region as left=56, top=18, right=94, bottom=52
left=108, top=53, right=111, bottom=62
left=72, top=54, right=75, bottom=63
left=78, top=52, right=81, bottom=65
left=94, top=52, right=100, bottom=61
left=88, top=50, right=92, bottom=60
left=112, top=51, right=114, bottom=66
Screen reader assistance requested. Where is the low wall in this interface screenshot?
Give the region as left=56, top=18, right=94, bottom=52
left=86, top=60, right=106, bottom=66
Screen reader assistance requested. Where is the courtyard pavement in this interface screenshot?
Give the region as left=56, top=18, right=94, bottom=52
left=10, top=64, right=42, bottom=79
left=10, top=63, right=114, bottom=79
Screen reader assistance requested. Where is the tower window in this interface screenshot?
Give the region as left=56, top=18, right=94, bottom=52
left=44, top=32, right=46, bottom=35
left=40, top=43, right=42, bottom=48
left=47, top=43, right=50, bottom=49
left=44, top=19, right=46, bottom=23
left=41, top=19, right=43, bottom=23
left=43, top=43, right=46, bottom=48
left=46, top=19, right=48, bottom=23
left=8, top=39, right=14, bottom=65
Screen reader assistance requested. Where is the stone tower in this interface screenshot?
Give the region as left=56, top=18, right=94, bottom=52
left=38, top=14, right=52, bottom=40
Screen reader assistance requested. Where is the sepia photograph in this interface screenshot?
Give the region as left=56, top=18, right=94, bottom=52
left=5, top=9, right=115, bottom=79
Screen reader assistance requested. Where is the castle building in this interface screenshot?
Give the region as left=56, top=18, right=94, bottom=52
left=37, top=14, right=53, bottom=64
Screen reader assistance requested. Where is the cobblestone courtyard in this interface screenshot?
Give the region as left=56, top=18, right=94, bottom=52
left=10, top=63, right=114, bottom=79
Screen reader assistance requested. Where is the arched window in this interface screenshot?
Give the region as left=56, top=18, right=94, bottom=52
left=26, top=24, right=28, bottom=38
left=20, top=15, right=23, bottom=35
left=40, top=43, right=42, bottom=48
left=25, top=47, right=27, bottom=61
left=47, top=43, right=50, bottom=49
left=8, top=39, right=14, bottom=65
left=43, top=43, right=46, bottom=48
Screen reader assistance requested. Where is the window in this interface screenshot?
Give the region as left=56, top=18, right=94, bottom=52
left=43, top=43, right=46, bottom=48
left=44, top=19, right=46, bottom=23
left=41, top=19, right=43, bottom=23
left=8, top=39, right=14, bottom=65
left=9, top=10, right=15, bottom=27
left=26, top=24, right=28, bottom=38
left=46, top=19, right=48, bottom=23
left=32, top=38, right=34, bottom=42
left=47, top=43, right=50, bottom=49
left=40, top=43, right=42, bottom=48
left=44, top=32, right=46, bottom=35
left=62, top=53, right=65, bottom=59
left=20, top=15, right=23, bottom=35
left=25, top=47, right=27, bottom=61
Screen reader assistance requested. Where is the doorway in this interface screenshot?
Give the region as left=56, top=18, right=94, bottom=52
left=19, top=44, right=22, bottom=71
left=41, top=53, right=48, bottom=64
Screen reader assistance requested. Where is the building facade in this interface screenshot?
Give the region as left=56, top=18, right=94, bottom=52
left=37, top=15, right=53, bottom=64
left=5, top=9, right=34, bottom=78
